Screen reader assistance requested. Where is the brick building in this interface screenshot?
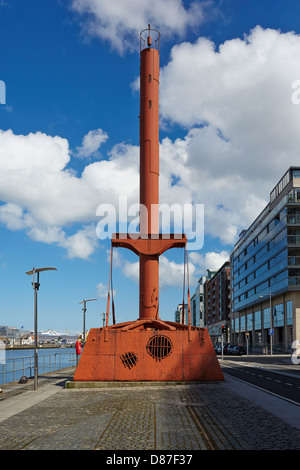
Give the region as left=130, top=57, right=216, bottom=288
left=204, top=262, right=231, bottom=345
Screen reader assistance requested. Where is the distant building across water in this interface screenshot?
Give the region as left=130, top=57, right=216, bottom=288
left=0, top=325, right=80, bottom=346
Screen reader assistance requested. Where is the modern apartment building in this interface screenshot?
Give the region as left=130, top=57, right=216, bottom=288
left=230, top=167, right=300, bottom=352
left=204, top=262, right=231, bottom=344
left=174, top=303, right=187, bottom=324
left=174, top=301, right=198, bottom=327
left=195, top=275, right=206, bottom=328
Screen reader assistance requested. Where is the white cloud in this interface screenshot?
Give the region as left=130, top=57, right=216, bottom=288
left=161, top=27, right=300, bottom=129
left=0, top=126, right=238, bottom=261
left=71, top=0, right=208, bottom=54
left=158, top=131, right=267, bottom=246
left=2, top=26, right=300, bottom=271
left=75, top=128, right=108, bottom=158
left=96, top=281, right=116, bottom=298
left=189, top=250, right=230, bottom=275
left=107, top=245, right=229, bottom=292
left=0, top=203, right=25, bottom=230
left=109, top=247, right=199, bottom=288
left=160, top=27, right=300, bottom=176
left=0, top=129, right=138, bottom=259
left=157, top=26, right=300, bottom=243
left=62, top=225, right=99, bottom=259
left=160, top=254, right=197, bottom=288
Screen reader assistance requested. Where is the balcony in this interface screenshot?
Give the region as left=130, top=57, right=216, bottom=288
left=288, top=256, right=300, bottom=266
left=287, top=235, right=300, bottom=245
left=286, top=190, right=300, bottom=204
left=287, top=215, right=300, bottom=224
left=288, top=276, right=300, bottom=286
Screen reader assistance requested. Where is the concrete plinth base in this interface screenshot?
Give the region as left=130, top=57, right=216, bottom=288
left=65, top=380, right=219, bottom=389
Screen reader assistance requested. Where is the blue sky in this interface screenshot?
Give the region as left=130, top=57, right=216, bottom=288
left=1, top=0, right=300, bottom=333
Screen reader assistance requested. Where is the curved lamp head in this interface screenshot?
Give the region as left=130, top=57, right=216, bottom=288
left=26, top=267, right=57, bottom=276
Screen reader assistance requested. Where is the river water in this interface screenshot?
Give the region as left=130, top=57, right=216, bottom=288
left=0, top=347, right=77, bottom=385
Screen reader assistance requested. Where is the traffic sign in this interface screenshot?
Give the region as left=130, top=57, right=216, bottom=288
left=268, top=328, right=273, bottom=335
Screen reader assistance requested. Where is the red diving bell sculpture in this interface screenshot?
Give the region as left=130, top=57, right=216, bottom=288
left=73, top=26, right=224, bottom=382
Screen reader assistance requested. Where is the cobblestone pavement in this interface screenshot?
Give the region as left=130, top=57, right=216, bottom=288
left=0, top=377, right=300, bottom=450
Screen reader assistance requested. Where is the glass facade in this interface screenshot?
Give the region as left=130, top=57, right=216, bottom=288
left=286, top=300, right=293, bottom=326
left=195, top=278, right=205, bottom=327
left=263, top=307, right=270, bottom=329
left=231, top=168, right=300, bottom=314
left=254, top=310, right=261, bottom=330
left=247, top=313, right=253, bottom=331
left=273, top=303, right=284, bottom=327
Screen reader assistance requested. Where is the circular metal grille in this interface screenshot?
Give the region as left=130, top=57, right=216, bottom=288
left=146, top=335, right=173, bottom=361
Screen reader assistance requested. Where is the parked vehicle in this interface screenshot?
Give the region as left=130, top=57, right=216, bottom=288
left=226, top=344, right=236, bottom=355
left=231, top=346, right=244, bottom=356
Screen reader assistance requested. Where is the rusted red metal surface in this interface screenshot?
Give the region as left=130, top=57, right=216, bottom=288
left=73, top=326, right=224, bottom=382
left=73, top=26, right=224, bottom=382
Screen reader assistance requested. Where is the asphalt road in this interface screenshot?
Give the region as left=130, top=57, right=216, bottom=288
left=222, top=360, right=300, bottom=405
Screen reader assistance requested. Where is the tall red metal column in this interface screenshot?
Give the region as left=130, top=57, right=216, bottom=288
left=139, top=27, right=160, bottom=321
left=73, top=26, right=224, bottom=383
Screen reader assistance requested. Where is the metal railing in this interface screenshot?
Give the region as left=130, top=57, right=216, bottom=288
left=288, top=276, right=300, bottom=286
left=287, top=215, right=300, bottom=224
left=287, top=235, right=300, bottom=245
left=0, top=351, right=77, bottom=385
left=288, top=256, right=300, bottom=266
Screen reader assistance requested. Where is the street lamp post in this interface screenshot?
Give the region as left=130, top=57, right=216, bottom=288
left=269, top=290, right=273, bottom=356
left=26, top=267, right=57, bottom=390
left=79, top=299, right=97, bottom=345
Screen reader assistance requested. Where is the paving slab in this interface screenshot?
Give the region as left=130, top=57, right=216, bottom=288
left=0, top=362, right=299, bottom=451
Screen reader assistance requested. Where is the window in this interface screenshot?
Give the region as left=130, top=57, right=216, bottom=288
left=271, top=170, right=290, bottom=202
left=256, top=262, right=268, bottom=277
left=254, top=310, right=261, bottom=330
left=269, top=249, right=287, bottom=270
left=270, top=270, right=288, bottom=286
left=247, top=313, right=253, bottom=331
left=286, top=300, right=293, bottom=326
left=274, top=228, right=287, bottom=245
left=239, top=263, right=246, bottom=275
left=256, top=280, right=269, bottom=293
left=273, top=303, right=284, bottom=327
left=263, top=307, right=270, bottom=329
left=247, top=288, right=255, bottom=297
left=258, top=227, right=268, bottom=242
left=256, top=244, right=268, bottom=261
left=280, top=208, right=287, bottom=221
left=248, top=240, right=255, bottom=252
left=269, top=215, right=280, bottom=232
